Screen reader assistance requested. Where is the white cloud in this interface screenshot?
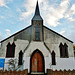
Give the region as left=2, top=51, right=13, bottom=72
left=0, top=0, right=8, bottom=8
left=42, top=0, right=75, bottom=27
left=43, top=0, right=70, bottom=27
left=65, top=4, right=75, bottom=21
left=19, top=0, right=43, bottom=21
left=59, top=30, right=66, bottom=35
left=0, top=0, right=12, bottom=8
left=20, top=0, right=36, bottom=21
left=5, top=29, right=11, bottom=36
left=70, top=4, right=75, bottom=15
left=0, top=16, right=5, bottom=19
left=68, top=17, right=75, bottom=21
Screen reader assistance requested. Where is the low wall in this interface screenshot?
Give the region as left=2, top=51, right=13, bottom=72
left=47, top=69, right=75, bottom=75
left=0, top=69, right=28, bottom=75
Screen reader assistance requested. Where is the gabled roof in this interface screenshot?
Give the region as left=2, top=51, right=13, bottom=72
left=44, top=26, right=73, bottom=43
left=1, top=25, right=73, bottom=43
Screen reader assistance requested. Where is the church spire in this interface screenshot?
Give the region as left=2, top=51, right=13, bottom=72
left=35, top=0, right=40, bottom=15
left=32, top=0, right=43, bottom=21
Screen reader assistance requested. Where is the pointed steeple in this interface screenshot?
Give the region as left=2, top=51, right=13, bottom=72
left=32, top=0, right=43, bottom=21
left=35, top=0, right=40, bottom=15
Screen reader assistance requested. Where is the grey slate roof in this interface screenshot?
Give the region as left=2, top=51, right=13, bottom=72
left=32, top=15, right=43, bottom=20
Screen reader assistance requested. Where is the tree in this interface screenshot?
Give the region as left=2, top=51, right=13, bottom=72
left=73, top=45, right=75, bottom=50
left=5, top=58, right=17, bottom=71
left=73, top=45, right=75, bottom=57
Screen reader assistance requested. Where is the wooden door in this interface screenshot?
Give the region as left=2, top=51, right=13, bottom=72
left=30, top=50, right=44, bottom=72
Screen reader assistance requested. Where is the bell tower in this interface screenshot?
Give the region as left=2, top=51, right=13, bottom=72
left=31, top=1, right=44, bottom=41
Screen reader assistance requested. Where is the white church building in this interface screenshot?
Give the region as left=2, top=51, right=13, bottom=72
left=0, top=1, right=75, bottom=74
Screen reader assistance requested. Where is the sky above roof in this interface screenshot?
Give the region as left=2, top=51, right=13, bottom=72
left=0, top=0, right=75, bottom=44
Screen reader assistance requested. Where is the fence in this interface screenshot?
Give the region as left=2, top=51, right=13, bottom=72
left=0, top=69, right=28, bottom=75
left=0, top=69, right=75, bottom=75
left=47, top=69, right=75, bottom=75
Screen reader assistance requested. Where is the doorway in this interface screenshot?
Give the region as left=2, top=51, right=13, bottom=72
left=30, top=49, right=45, bottom=73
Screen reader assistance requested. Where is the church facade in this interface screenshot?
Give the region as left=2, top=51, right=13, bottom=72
left=0, top=1, right=75, bottom=73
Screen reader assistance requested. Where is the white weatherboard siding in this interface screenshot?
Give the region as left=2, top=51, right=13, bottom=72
left=23, top=57, right=30, bottom=73
left=25, top=41, right=50, bottom=57
left=45, top=55, right=51, bottom=72
left=51, top=57, right=75, bottom=71
left=15, top=39, right=29, bottom=57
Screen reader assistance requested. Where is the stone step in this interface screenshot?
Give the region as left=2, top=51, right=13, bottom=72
left=28, top=72, right=46, bottom=75
left=31, top=72, right=44, bottom=74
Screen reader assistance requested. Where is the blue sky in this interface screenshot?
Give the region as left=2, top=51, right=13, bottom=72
left=0, top=0, right=75, bottom=44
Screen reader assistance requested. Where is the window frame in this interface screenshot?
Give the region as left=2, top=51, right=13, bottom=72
left=18, top=50, right=23, bottom=65
left=51, top=51, right=56, bottom=65
left=59, top=43, right=69, bottom=58
left=34, top=24, right=40, bottom=41
left=6, top=42, right=16, bottom=58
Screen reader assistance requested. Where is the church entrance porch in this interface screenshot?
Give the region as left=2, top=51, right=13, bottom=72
left=30, top=49, right=45, bottom=74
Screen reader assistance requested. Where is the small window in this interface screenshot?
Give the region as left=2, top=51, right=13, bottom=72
left=59, top=43, right=64, bottom=57
left=64, top=43, right=68, bottom=57
left=51, top=51, right=56, bottom=65
left=35, top=25, right=40, bottom=41
left=59, top=43, right=68, bottom=58
left=11, top=42, right=16, bottom=57
left=6, top=42, right=16, bottom=58
left=18, top=50, right=23, bottom=65
left=6, top=42, right=11, bottom=57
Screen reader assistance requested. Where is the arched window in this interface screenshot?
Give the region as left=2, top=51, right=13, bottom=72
left=11, top=42, right=16, bottom=57
left=51, top=51, right=56, bottom=65
left=35, top=24, right=40, bottom=41
left=64, top=43, right=68, bottom=57
left=6, top=42, right=11, bottom=57
left=18, top=50, right=23, bottom=65
left=6, top=42, right=16, bottom=58
left=59, top=43, right=69, bottom=58
left=59, top=43, right=64, bottom=57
